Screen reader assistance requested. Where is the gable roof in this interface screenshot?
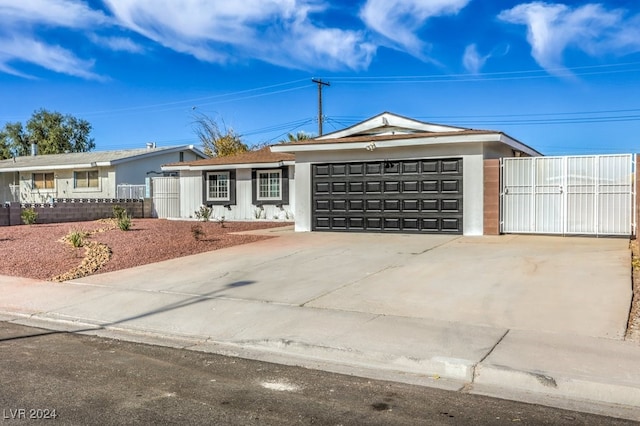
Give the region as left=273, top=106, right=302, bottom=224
left=316, top=111, right=468, bottom=140
left=0, top=145, right=207, bottom=173
left=162, top=147, right=295, bottom=171
left=271, top=111, right=542, bottom=157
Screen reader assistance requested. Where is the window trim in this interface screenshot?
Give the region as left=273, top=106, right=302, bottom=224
left=32, top=172, right=55, bottom=191
left=206, top=171, right=231, bottom=202
left=73, top=170, right=99, bottom=189
left=256, top=169, right=282, bottom=201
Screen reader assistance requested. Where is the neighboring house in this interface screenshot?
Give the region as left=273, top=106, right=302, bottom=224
left=162, top=147, right=295, bottom=221
left=270, top=112, right=541, bottom=235
left=0, top=144, right=206, bottom=203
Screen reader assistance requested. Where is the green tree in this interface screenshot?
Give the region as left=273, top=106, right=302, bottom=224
left=280, top=131, right=313, bottom=143
left=192, top=113, right=248, bottom=157
left=0, top=109, right=95, bottom=159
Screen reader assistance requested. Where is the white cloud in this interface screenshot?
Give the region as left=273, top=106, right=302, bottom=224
left=0, top=0, right=111, bottom=79
left=499, top=2, right=640, bottom=75
left=462, top=43, right=510, bottom=73
left=89, top=34, right=144, bottom=54
left=101, top=0, right=375, bottom=70
left=463, top=44, right=487, bottom=74
left=0, top=36, right=103, bottom=80
left=360, top=0, right=470, bottom=58
left=0, top=0, right=110, bottom=29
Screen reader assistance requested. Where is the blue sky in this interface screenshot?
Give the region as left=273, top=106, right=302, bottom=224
left=0, top=0, right=639, bottom=155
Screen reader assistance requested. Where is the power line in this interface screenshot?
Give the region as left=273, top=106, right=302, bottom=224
left=72, top=79, right=313, bottom=118
left=321, top=61, right=640, bottom=83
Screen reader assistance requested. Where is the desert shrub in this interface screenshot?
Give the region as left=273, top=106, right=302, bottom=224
left=21, top=208, right=38, bottom=225
left=191, top=224, right=204, bottom=241
left=113, top=205, right=127, bottom=220
left=67, top=230, right=87, bottom=248
left=194, top=205, right=212, bottom=222
left=117, top=212, right=132, bottom=231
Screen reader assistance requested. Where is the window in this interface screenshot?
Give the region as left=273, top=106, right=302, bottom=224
left=32, top=172, right=54, bottom=190
left=74, top=170, right=99, bottom=188
left=207, top=172, right=230, bottom=200
left=257, top=170, right=281, bottom=200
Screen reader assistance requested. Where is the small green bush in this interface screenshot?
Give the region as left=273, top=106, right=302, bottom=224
left=67, top=230, right=86, bottom=248
left=21, top=208, right=38, bottom=225
left=194, top=205, right=212, bottom=222
left=117, top=213, right=132, bottom=231
left=113, top=205, right=127, bottom=220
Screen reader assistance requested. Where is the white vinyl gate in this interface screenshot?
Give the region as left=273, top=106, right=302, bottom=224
left=502, top=154, right=635, bottom=236
left=151, top=177, right=180, bottom=218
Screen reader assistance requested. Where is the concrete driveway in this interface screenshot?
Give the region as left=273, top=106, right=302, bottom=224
left=70, top=228, right=631, bottom=340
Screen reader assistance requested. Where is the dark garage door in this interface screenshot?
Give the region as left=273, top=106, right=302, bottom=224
left=312, top=158, right=463, bottom=233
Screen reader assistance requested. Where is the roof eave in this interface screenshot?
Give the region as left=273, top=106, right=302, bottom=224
left=163, top=160, right=295, bottom=171
left=0, top=163, right=98, bottom=172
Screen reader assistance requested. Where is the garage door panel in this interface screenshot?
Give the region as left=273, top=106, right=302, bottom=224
left=402, top=181, right=420, bottom=192
left=315, top=217, right=330, bottom=229
left=348, top=163, right=364, bottom=175
left=366, top=163, right=382, bottom=175
left=442, top=199, right=461, bottom=212
left=422, top=160, right=439, bottom=173
left=349, top=199, right=364, bottom=211
left=331, top=164, right=346, bottom=176
left=422, top=180, right=438, bottom=192
left=332, top=182, right=347, bottom=193
left=314, top=165, right=330, bottom=176
left=332, top=217, right=347, bottom=229
left=315, top=182, right=330, bottom=194
left=315, top=199, right=330, bottom=211
left=366, top=217, right=382, bottom=230
left=384, top=181, right=400, bottom=193
left=402, top=199, right=419, bottom=211
left=442, top=160, right=462, bottom=173
left=348, top=181, right=364, bottom=193
left=442, top=179, right=461, bottom=193
left=383, top=199, right=401, bottom=211
left=402, top=161, right=420, bottom=174
left=312, top=158, right=463, bottom=234
left=332, top=200, right=347, bottom=211
left=365, top=181, right=382, bottom=193
left=366, top=199, right=382, bottom=211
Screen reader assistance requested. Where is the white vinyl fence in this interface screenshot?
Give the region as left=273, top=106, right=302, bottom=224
left=116, top=184, right=146, bottom=199
left=502, top=154, right=635, bottom=236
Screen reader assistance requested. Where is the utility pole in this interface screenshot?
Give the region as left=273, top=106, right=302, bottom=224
left=312, top=78, right=330, bottom=136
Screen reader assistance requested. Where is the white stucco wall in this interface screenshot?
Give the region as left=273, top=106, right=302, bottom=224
left=292, top=143, right=485, bottom=235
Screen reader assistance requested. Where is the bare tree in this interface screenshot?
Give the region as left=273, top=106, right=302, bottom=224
left=191, top=113, right=248, bottom=157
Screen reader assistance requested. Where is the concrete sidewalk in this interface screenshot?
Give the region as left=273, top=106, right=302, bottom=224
left=0, top=231, right=638, bottom=420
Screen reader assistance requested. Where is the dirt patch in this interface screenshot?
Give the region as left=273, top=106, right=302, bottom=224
left=627, top=240, right=640, bottom=342
left=0, top=219, right=287, bottom=281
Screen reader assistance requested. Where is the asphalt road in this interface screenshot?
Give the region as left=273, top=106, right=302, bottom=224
left=0, top=321, right=634, bottom=426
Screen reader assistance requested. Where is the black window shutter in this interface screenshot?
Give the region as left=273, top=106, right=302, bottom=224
left=229, top=170, right=236, bottom=205
left=281, top=166, right=289, bottom=205
left=251, top=170, right=257, bottom=205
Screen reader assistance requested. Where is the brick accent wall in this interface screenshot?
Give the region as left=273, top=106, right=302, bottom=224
left=483, top=159, right=501, bottom=235
left=0, top=199, right=146, bottom=226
